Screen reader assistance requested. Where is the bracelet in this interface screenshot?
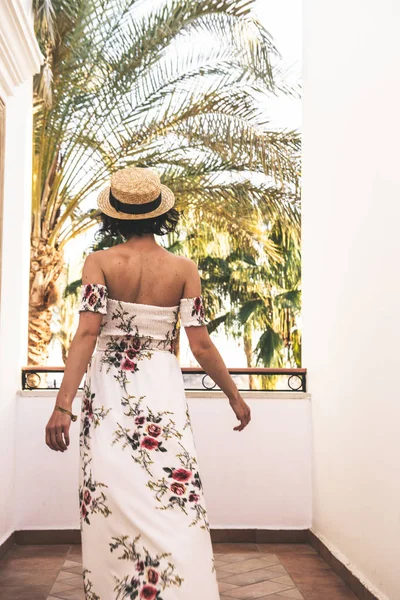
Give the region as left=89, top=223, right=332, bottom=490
left=55, top=405, right=78, bottom=422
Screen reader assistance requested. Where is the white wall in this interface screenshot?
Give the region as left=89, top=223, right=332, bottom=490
left=15, top=392, right=312, bottom=531
left=303, top=1, right=400, bottom=599
left=0, top=79, right=33, bottom=546
left=0, top=0, right=42, bottom=547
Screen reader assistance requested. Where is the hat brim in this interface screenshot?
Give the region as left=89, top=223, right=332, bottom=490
left=97, top=184, right=175, bottom=220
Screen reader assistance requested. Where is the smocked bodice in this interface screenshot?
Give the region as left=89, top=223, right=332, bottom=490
left=78, top=284, right=207, bottom=355
left=101, top=298, right=180, bottom=340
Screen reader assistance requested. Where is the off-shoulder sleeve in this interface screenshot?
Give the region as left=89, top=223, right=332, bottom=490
left=179, top=295, right=207, bottom=327
left=78, top=283, right=108, bottom=314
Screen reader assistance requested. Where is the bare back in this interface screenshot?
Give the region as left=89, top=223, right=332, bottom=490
left=92, top=238, right=198, bottom=307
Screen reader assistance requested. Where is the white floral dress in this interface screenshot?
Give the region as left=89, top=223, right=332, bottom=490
left=78, top=284, right=220, bottom=600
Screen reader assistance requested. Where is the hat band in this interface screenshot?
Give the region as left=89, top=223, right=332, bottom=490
left=109, top=189, right=162, bottom=215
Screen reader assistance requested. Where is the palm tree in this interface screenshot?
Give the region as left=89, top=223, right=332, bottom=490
left=30, top=0, right=300, bottom=364
left=184, top=219, right=301, bottom=388
left=56, top=276, right=82, bottom=363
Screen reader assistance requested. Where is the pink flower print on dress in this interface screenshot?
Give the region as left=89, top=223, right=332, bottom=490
left=193, top=296, right=205, bottom=320
left=120, top=356, right=138, bottom=371
left=78, top=283, right=108, bottom=314
left=147, top=568, right=159, bottom=584
left=88, top=293, right=98, bottom=306
left=136, top=560, right=145, bottom=572
left=171, top=468, right=192, bottom=483
left=141, top=436, right=159, bottom=450
left=140, top=584, right=158, bottom=600
left=147, top=423, right=162, bottom=437
left=170, top=482, right=186, bottom=496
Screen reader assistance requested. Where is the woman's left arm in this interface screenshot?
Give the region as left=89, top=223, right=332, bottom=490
left=45, top=253, right=105, bottom=453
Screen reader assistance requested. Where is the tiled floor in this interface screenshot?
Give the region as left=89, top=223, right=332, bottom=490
left=0, top=542, right=359, bottom=600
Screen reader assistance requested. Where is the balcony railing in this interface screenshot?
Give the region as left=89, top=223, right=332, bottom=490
left=21, top=366, right=307, bottom=392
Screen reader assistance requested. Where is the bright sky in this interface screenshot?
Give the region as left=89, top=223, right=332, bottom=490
left=53, top=0, right=302, bottom=368
left=255, top=0, right=302, bottom=70
left=254, top=0, right=302, bottom=130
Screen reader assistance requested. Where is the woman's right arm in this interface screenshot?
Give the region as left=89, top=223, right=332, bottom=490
left=180, top=259, right=251, bottom=432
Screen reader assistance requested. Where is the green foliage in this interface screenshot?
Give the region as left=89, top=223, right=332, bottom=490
left=33, top=0, right=302, bottom=367
left=32, top=0, right=300, bottom=253
left=193, top=220, right=302, bottom=367
left=63, top=278, right=82, bottom=298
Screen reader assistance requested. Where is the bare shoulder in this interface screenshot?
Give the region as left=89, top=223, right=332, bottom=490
left=175, top=256, right=201, bottom=297
left=81, top=250, right=106, bottom=284
left=171, top=255, right=200, bottom=281
left=83, top=248, right=109, bottom=269
left=84, top=249, right=103, bottom=262
left=173, top=255, right=198, bottom=272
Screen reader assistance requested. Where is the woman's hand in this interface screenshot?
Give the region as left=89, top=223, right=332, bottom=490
left=229, top=394, right=251, bottom=431
left=45, top=407, right=71, bottom=452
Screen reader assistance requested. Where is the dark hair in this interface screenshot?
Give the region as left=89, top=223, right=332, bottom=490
left=96, top=206, right=181, bottom=240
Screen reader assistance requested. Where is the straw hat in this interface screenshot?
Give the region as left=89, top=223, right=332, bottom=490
left=97, top=166, right=175, bottom=220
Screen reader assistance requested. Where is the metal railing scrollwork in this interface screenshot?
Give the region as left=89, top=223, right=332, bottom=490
left=21, top=366, right=306, bottom=393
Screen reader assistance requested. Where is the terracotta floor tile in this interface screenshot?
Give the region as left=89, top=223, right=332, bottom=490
left=290, top=571, right=345, bottom=586
left=213, top=543, right=260, bottom=554
left=65, top=548, right=82, bottom=556
left=217, top=566, right=292, bottom=587
left=220, top=578, right=295, bottom=598
left=216, top=552, right=281, bottom=567
left=49, top=581, right=76, bottom=596
left=215, top=552, right=263, bottom=563
left=0, top=543, right=69, bottom=592
left=64, top=555, right=82, bottom=564
left=0, top=566, right=58, bottom=586
left=10, top=544, right=70, bottom=557
left=62, top=559, right=82, bottom=569
left=226, top=596, right=298, bottom=600
left=0, top=542, right=358, bottom=600
left=55, top=571, right=80, bottom=583
left=50, top=588, right=85, bottom=600
left=257, top=544, right=316, bottom=554
left=226, top=596, right=299, bottom=600
left=56, top=574, right=83, bottom=587
left=279, top=557, right=333, bottom=574
left=269, top=575, right=296, bottom=587
left=221, top=596, right=287, bottom=600
left=217, top=569, right=232, bottom=581
left=218, top=557, right=280, bottom=575
left=218, top=580, right=241, bottom=593
left=0, top=585, right=52, bottom=600
left=278, top=589, right=305, bottom=599
left=265, top=564, right=288, bottom=575
left=297, top=582, right=359, bottom=600
left=60, top=565, right=83, bottom=575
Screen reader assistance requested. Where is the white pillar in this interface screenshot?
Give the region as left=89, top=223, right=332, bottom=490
left=0, top=0, right=42, bottom=546
left=303, top=1, right=400, bottom=599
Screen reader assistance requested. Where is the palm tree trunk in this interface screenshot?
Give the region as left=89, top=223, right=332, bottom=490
left=28, top=238, right=63, bottom=365
left=243, top=320, right=257, bottom=390
left=28, top=304, right=54, bottom=365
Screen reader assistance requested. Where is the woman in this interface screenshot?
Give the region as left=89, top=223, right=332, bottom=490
left=45, top=166, right=251, bottom=599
